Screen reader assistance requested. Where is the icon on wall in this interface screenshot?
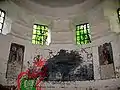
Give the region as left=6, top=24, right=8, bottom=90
left=98, top=42, right=115, bottom=79
left=6, top=43, right=25, bottom=84
left=98, top=43, right=113, bottom=65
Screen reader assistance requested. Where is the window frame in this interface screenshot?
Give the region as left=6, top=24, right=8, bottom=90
left=117, top=8, right=120, bottom=23
left=76, top=23, right=91, bottom=45
left=32, top=24, right=49, bottom=45
left=0, top=9, right=6, bottom=33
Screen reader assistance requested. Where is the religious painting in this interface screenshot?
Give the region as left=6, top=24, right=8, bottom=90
left=98, top=42, right=115, bottom=79
left=45, top=47, right=94, bottom=81
left=6, top=43, right=25, bottom=84
left=98, top=43, right=113, bottom=65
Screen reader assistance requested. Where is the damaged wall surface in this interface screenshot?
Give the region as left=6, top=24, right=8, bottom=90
left=0, top=0, right=120, bottom=90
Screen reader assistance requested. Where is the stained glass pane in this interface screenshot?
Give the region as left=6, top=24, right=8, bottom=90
left=32, top=24, right=48, bottom=45
left=37, top=36, right=40, bottom=40
left=32, top=40, right=36, bottom=44
left=84, top=25, right=86, bottom=30
left=80, top=25, right=83, bottom=29
left=0, top=9, right=5, bottom=34
left=0, top=23, right=2, bottom=29
left=44, top=26, right=48, bottom=30
left=84, top=30, right=87, bottom=34
left=85, top=35, right=88, bottom=39
left=0, top=17, right=3, bottom=23
left=37, top=30, right=41, bottom=35
left=76, top=31, right=80, bottom=35
left=37, top=35, right=41, bottom=40
left=80, top=30, right=84, bottom=34
left=87, top=24, right=90, bottom=28
left=1, top=12, right=5, bottom=17
left=32, top=35, right=36, bottom=39
left=77, top=41, right=80, bottom=45
left=119, top=10, right=120, bottom=15
left=36, top=25, right=40, bottom=30
left=81, top=41, right=84, bottom=44
left=76, top=23, right=91, bottom=45
left=32, top=24, right=49, bottom=45
left=77, top=36, right=80, bottom=39
left=117, top=8, right=120, bottom=23
left=32, top=29, right=36, bottom=34
left=33, top=24, right=37, bottom=29
left=41, top=26, right=44, bottom=30
left=118, top=8, right=120, bottom=15
left=81, top=35, right=84, bottom=40
left=85, top=40, right=88, bottom=44
left=87, top=28, right=90, bottom=33
left=77, top=26, right=80, bottom=30
left=36, top=41, right=39, bottom=44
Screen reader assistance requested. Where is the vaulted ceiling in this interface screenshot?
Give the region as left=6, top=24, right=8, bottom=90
left=7, top=0, right=110, bottom=42
left=29, top=0, right=86, bottom=7
left=11, top=0, right=101, bottom=19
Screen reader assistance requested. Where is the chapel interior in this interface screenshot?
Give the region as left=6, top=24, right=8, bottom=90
left=0, top=0, right=120, bottom=90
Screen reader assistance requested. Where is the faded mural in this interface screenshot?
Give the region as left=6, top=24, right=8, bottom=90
left=16, top=47, right=94, bottom=90
left=6, top=45, right=94, bottom=89
left=98, top=43, right=115, bottom=79
left=6, top=43, right=25, bottom=84
left=45, top=47, right=94, bottom=81
left=98, top=43, right=113, bottom=65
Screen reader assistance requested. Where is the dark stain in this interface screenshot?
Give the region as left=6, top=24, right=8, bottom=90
left=44, top=49, right=94, bottom=81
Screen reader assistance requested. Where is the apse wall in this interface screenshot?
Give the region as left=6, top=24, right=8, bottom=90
left=0, top=0, right=120, bottom=90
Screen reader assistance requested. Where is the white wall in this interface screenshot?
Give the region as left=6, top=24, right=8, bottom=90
left=0, top=34, right=12, bottom=85
left=0, top=0, right=120, bottom=89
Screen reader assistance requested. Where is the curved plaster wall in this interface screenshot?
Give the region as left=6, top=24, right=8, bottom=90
left=0, top=0, right=120, bottom=90
left=11, top=0, right=101, bottom=19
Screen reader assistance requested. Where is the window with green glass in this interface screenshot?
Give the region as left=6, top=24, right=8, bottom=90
left=117, top=8, right=120, bottom=23
left=76, top=23, right=91, bottom=45
left=32, top=24, right=48, bottom=45
left=0, top=9, right=5, bottom=33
